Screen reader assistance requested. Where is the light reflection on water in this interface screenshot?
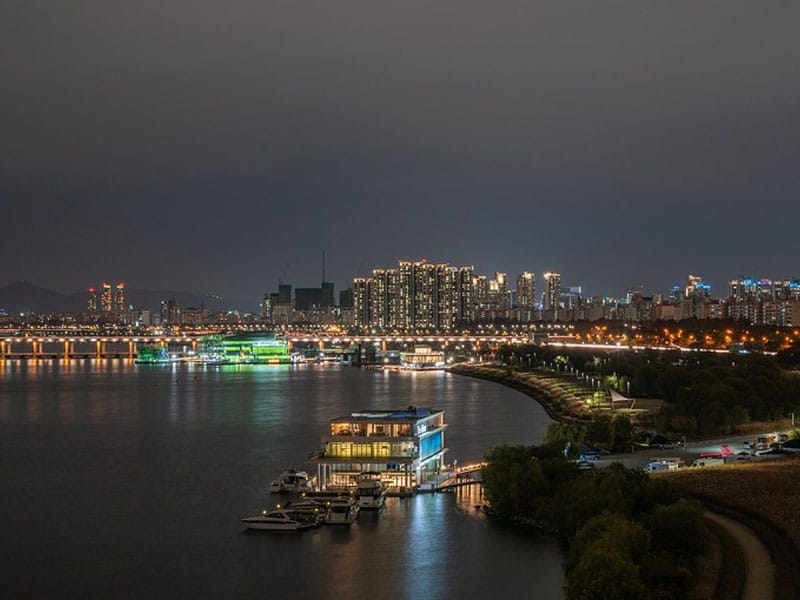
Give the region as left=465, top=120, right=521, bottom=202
left=1, top=360, right=565, bottom=599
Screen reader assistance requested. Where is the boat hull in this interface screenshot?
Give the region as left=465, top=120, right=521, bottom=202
left=356, top=492, right=387, bottom=510
left=241, top=519, right=312, bottom=531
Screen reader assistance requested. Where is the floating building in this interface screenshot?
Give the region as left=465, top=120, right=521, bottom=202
left=312, top=407, right=447, bottom=493
left=399, top=345, right=446, bottom=369
left=199, top=332, right=292, bottom=364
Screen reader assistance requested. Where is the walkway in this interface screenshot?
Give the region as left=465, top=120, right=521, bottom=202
left=705, top=511, right=775, bottom=600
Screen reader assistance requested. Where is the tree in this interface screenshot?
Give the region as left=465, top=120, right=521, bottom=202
left=567, top=545, right=645, bottom=600
left=482, top=445, right=547, bottom=516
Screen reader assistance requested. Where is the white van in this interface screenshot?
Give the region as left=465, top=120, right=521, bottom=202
left=691, top=457, right=724, bottom=468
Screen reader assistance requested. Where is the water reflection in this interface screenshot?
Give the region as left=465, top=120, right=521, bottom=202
left=1, top=361, right=564, bottom=598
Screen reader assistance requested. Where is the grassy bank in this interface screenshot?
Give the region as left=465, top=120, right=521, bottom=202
left=450, top=363, right=659, bottom=424
left=450, top=363, right=593, bottom=422
left=663, top=457, right=800, bottom=595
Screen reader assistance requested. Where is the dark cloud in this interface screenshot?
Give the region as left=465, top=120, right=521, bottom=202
left=2, top=1, right=799, bottom=299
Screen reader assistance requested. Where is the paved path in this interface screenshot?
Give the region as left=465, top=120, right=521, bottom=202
left=705, top=511, right=775, bottom=600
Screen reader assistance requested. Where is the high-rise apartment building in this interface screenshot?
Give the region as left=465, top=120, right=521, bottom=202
left=543, top=272, right=561, bottom=312
left=685, top=275, right=710, bottom=298
left=101, top=283, right=113, bottom=313
left=353, top=278, right=370, bottom=328
left=114, top=283, right=126, bottom=316
left=261, top=293, right=273, bottom=322
left=516, top=272, right=536, bottom=309
left=488, top=273, right=510, bottom=310
left=353, top=259, right=475, bottom=330
left=472, top=274, right=488, bottom=309
left=455, top=266, right=474, bottom=325
left=87, top=288, right=98, bottom=313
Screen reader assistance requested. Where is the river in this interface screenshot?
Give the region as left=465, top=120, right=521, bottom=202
left=0, top=360, right=564, bottom=599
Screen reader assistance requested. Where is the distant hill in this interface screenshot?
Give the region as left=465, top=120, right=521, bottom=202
left=0, top=281, right=82, bottom=314
left=0, top=281, right=259, bottom=315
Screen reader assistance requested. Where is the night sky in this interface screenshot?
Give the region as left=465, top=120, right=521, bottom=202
left=3, top=2, right=799, bottom=302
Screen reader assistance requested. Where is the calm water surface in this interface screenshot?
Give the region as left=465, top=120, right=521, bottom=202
left=0, top=361, right=564, bottom=599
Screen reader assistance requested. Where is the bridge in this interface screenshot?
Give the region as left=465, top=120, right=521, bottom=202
left=0, top=334, right=529, bottom=360
left=421, top=461, right=486, bottom=492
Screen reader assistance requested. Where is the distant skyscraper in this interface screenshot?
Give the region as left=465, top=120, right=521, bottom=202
left=488, top=273, right=509, bottom=309
left=685, top=274, right=710, bottom=298
left=87, top=288, right=98, bottom=313
left=320, top=281, right=335, bottom=307
left=516, top=272, right=536, bottom=308
left=101, top=283, right=112, bottom=313
left=114, top=283, right=125, bottom=316
left=561, top=286, right=582, bottom=310
left=261, top=293, right=272, bottom=322
left=161, top=299, right=180, bottom=325
left=339, top=288, right=354, bottom=310
left=472, top=274, right=488, bottom=309
left=353, top=278, right=370, bottom=328
left=625, top=285, right=644, bottom=305
left=354, top=259, right=475, bottom=330
left=543, top=272, right=561, bottom=312
left=295, top=287, right=322, bottom=311
left=278, top=284, right=292, bottom=305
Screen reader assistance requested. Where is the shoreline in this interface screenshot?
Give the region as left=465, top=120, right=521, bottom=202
left=449, top=363, right=593, bottom=424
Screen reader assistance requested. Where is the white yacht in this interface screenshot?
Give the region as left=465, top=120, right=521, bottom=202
left=269, top=469, right=315, bottom=494
left=241, top=509, right=314, bottom=531
left=354, top=473, right=387, bottom=510
left=325, top=496, right=359, bottom=525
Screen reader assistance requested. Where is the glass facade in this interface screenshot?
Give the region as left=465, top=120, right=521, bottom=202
left=419, top=431, right=443, bottom=459
left=325, top=440, right=417, bottom=459
left=314, top=408, right=447, bottom=492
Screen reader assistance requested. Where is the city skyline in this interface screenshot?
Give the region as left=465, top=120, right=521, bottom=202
left=3, top=264, right=800, bottom=310
left=3, top=3, right=800, bottom=301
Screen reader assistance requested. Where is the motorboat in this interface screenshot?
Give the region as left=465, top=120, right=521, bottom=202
left=282, top=498, right=328, bottom=527
left=354, top=473, right=387, bottom=510
left=241, top=509, right=314, bottom=531
left=325, top=496, right=359, bottom=525
left=269, top=469, right=315, bottom=493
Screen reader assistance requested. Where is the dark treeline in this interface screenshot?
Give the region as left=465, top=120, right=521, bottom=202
left=482, top=443, right=704, bottom=600
left=501, top=345, right=800, bottom=436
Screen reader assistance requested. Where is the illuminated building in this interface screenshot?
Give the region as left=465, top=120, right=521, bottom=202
left=114, top=283, right=125, bottom=316
left=487, top=272, right=509, bottom=310
left=219, top=332, right=291, bottom=364
left=161, top=299, right=180, bottom=325
left=685, top=274, right=710, bottom=298
left=135, top=345, right=170, bottom=364
left=353, top=278, right=370, bottom=327
left=354, top=260, right=475, bottom=331
left=369, top=269, right=395, bottom=328
left=543, top=272, right=561, bottom=313
left=261, top=293, right=272, bottom=322
left=87, top=288, right=98, bottom=313
left=472, top=274, right=488, bottom=308
left=516, top=272, right=536, bottom=309
left=455, top=266, right=475, bottom=324
left=101, top=283, right=112, bottom=313
left=313, top=407, right=447, bottom=493
left=399, top=345, right=446, bottom=369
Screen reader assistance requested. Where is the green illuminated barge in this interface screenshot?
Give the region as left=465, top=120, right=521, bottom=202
left=200, top=332, right=292, bottom=364
left=135, top=345, right=171, bottom=364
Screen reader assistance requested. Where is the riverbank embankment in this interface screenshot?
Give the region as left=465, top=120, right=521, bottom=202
left=449, top=363, right=594, bottom=423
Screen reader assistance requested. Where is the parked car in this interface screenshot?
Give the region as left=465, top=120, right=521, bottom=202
left=649, top=434, right=683, bottom=450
